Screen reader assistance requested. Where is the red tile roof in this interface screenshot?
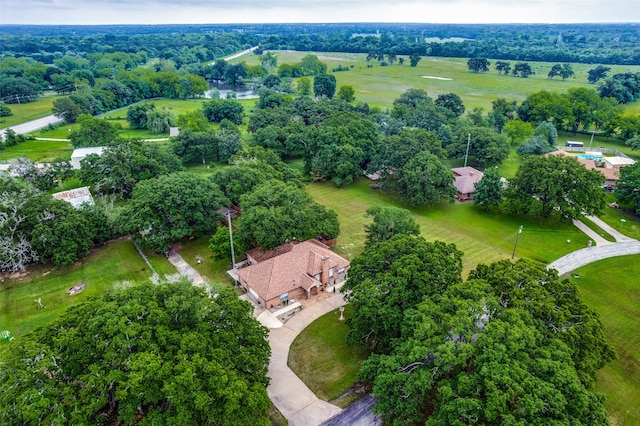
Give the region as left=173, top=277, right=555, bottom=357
left=237, top=239, right=350, bottom=302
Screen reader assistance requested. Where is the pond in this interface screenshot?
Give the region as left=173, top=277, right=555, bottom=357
left=205, top=82, right=259, bottom=100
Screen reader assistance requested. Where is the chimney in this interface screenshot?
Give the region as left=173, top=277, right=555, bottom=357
left=321, top=255, right=330, bottom=285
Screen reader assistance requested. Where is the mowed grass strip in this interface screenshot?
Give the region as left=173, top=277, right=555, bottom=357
left=307, top=178, right=587, bottom=274
left=0, top=238, right=176, bottom=355
left=0, top=139, right=73, bottom=162
left=288, top=304, right=369, bottom=407
left=572, top=255, right=640, bottom=426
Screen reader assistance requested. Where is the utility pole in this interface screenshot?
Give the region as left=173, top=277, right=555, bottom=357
left=589, top=130, right=596, bottom=149
left=15, top=94, right=24, bottom=119
left=227, top=210, right=236, bottom=274
left=464, top=133, right=471, bottom=167
left=511, top=225, right=523, bottom=259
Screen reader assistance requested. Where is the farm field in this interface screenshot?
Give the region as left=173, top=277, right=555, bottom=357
left=234, top=51, right=640, bottom=112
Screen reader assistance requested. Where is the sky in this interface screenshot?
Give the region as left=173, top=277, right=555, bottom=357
left=1, top=0, right=639, bottom=25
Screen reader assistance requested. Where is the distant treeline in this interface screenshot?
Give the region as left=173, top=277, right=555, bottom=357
left=2, top=23, right=639, bottom=65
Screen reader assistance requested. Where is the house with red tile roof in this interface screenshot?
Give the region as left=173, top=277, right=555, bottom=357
left=237, top=239, right=350, bottom=309
left=452, top=166, right=484, bottom=201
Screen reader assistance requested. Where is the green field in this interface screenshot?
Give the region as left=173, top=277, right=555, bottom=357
left=307, top=178, right=589, bottom=274
left=234, top=51, right=640, bottom=112
left=0, top=238, right=177, bottom=357
left=0, top=139, right=73, bottom=162
left=0, top=93, right=62, bottom=129
left=572, top=256, right=640, bottom=426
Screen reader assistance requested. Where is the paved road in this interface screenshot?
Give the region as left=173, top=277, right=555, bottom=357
left=585, top=215, right=636, bottom=242
left=321, top=394, right=382, bottom=426
left=210, top=46, right=258, bottom=65
left=1, top=115, right=63, bottom=139
left=572, top=219, right=612, bottom=246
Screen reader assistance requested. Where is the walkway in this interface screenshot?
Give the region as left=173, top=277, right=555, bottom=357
left=267, top=293, right=346, bottom=426
left=572, top=219, right=612, bottom=246
left=166, top=248, right=205, bottom=286
left=548, top=212, right=640, bottom=275
left=585, top=215, right=636, bottom=242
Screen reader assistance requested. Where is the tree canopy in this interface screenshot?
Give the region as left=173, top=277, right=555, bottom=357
left=342, top=234, right=463, bottom=353
left=0, top=281, right=271, bottom=426
left=236, top=179, right=339, bottom=252
left=505, top=154, right=605, bottom=220
left=118, top=172, right=229, bottom=252
left=356, top=258, right=614, bottom=426
left=364, top=206, right=420, bottom=248
left=472, top=167, right=504, bottom=210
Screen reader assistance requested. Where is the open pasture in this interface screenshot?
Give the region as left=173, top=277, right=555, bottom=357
left=235, top=51, right=640, bottom=111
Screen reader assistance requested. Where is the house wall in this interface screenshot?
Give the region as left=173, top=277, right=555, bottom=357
left=265, top=287, right=305, bottom=309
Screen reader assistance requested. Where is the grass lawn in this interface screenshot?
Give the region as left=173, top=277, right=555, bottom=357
left=307, top=178, right=588, bottom=274
left=0, top=93, right=62, bottom=129
left=0, top=139, right=73, bottom=162
left=0, top=238, right=177, bottom=358
left=288, top=304, right=369, bottom=407
left=234, top=51, right=640, bottom=112
left=572, top=256, right=640, bottom=426
left=173, top=235, right=235, bottom=287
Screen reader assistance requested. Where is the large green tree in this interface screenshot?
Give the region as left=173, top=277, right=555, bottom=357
left=357, top=258, right=614, bottom=425
left=79, top=139, right=183, bottom=198
left=392, top=151, right=456, bottom=206
left=69, top=114, right=120, bottom=148
left=236, top=179, right=339, bottom=252
left=615, top=162, right=640, bottom=216
left=342, top=234, right=463, bottom=353
left=118, top=172, right=229, bottom=252
left=361, top=278, right=611, bottom=426
left=364, top=206, right=420, bottom=248
left=203, top=98, right=244, bottom=125
left=505, top=154, right=606, bottom=219
left=472, top=167, right=504, bottom=210
left=313, top=74, right=337, bottom=99
left=0, top=281, right=271, bottom=425
left=467, top=57, right=491, bottom=73
left=446, top=127, right=510, bottom=167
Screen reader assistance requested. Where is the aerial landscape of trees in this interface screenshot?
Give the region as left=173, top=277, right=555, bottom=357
left=0, top=281, right=271, bottom=425
left=1, top=21, right=639, bottom=425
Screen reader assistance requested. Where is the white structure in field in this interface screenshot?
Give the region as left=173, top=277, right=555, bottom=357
left=70, top=147, right=104, bottom=169
left=52, top=186, right=95, bottom=208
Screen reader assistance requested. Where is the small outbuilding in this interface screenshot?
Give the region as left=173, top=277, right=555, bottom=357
left=70, top=147, right=105, bottom=169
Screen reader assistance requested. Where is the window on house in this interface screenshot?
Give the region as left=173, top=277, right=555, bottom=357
left=338, top=268, right=345, bottom=275
left=329, top=268, right=334, bottom=278
left=315, top=273, right=321, bottom=280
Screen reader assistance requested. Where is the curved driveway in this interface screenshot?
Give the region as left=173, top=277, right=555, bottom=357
left=267, top=295, right=345, bottom=426
left=548, top=241, right=640, bottom=275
